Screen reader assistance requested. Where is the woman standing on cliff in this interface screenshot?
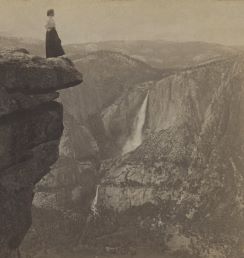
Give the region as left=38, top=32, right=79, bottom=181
left=45, top=9, right=65, bottom=58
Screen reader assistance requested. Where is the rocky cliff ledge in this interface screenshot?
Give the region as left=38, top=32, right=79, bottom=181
left=0, top=48, right=82, bottom=258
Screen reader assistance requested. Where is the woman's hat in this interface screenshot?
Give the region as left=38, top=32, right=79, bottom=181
left=47, top=9, right=54, bottom=16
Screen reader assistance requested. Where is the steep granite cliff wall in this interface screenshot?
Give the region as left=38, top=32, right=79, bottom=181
left=0, top=48, right=82, bottom=258
left=94, top=57, right=244, bottom=258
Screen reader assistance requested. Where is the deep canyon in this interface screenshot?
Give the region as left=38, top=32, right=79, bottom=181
left=0, top=38, right=244, bottom=258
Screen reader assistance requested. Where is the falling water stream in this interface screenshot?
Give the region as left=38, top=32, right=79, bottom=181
left=91, top=184, right=100, bottom=216
left=90, top=92, right=149, bottom=216
left=122, top=92, right=149, bottom=154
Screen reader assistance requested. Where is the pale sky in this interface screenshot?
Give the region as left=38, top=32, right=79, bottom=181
left=1, top=0, right=244, bottom=45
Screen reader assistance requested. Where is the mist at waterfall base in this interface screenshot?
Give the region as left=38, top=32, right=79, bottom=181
left=123, top=92, right=149, bottom=155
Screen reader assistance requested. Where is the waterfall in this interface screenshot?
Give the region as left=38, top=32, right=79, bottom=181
left=123, top=92, right=149, bottom=154
left=91, top=185, right=100, bottom=216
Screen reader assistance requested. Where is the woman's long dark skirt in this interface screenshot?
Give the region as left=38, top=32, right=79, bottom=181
left=46, top=28, right=65, bottom=58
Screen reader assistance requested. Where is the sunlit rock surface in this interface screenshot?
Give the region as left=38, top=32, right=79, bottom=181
left=95, top=57, right=244, bottom=258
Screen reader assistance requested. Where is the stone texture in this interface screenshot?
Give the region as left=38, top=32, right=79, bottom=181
left=0, top=48, right=82, bottom=94
left=95, top=57, right=244, bottom=258
left=21, top=51, right=244, bottom=258
left=0, top=48, right=82, bottom=257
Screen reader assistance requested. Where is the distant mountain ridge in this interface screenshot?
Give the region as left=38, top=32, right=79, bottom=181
left=0, top=35, right=44, bottom=56
left=65, top=39, right=239, bottom=69
left=60, top=49, right=164, bottom=123
left=0, top=35, right=239, bottom=69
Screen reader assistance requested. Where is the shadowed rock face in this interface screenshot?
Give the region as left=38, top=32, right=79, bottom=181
left=0, top=48, right=82, bottom=258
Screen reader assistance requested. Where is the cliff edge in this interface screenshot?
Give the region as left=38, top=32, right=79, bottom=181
left=0, top=48, right=82, bottom=258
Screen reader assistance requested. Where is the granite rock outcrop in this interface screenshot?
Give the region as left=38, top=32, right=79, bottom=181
left=0, top=48, right=82, bottom=258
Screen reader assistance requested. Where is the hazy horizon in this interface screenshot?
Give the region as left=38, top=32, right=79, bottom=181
left=1, top=0, right=244, bottom=46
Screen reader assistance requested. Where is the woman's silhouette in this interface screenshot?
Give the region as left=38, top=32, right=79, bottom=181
left=45, top=9, right=65, bottom=58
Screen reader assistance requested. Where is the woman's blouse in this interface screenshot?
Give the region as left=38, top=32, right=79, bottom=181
left=45, top=17, right=55, bottom=31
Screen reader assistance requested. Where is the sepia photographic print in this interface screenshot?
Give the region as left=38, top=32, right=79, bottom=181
left=0, top=0, right=244, bottom=257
